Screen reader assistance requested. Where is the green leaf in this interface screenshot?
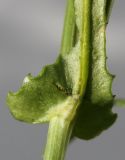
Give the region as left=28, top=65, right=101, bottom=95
left=73, top=0, right=117, bottom=140
left=7, top=59, right=70, bottom=123
left=7, top=0, right=91, bottom=124
left=73, top=101, right=117, bottom=140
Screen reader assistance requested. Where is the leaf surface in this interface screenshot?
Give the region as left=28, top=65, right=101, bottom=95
left=73, top=0, right=117, bottom=140
left=7, top=0, right=91, bottom=124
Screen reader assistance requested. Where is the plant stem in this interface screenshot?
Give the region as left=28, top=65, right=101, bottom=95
left=43, top=117, right=73, bottom=160
left=60, top=0, right=75, bottom=55
left=43, top=1, right=76, bottom=159
left=43, top=0, right=92, bottom=159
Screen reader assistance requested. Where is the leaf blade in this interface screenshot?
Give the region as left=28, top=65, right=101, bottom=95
left=73, top=0, right=117, bottom=140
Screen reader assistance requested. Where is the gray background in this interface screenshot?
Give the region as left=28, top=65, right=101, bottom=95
left=0, top=0, right=125, bottom=160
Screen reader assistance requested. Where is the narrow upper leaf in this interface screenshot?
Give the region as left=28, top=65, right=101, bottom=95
left=73, top=0, right=117, bottom=140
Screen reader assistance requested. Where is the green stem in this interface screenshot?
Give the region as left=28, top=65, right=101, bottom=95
left=43, top=117, right=73, bottom=160
left=43, top=0, right=91, bottom=160
left=43, top=1, right=76, bottom=158
left=60, top=0, right=75, bottom=55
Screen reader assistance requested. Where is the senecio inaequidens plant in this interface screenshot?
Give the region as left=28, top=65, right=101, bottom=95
left=6, top=0, right=124, bottom=160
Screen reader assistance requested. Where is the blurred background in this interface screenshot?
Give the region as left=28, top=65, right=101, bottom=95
left=0, top=0, right=125, bottom=160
